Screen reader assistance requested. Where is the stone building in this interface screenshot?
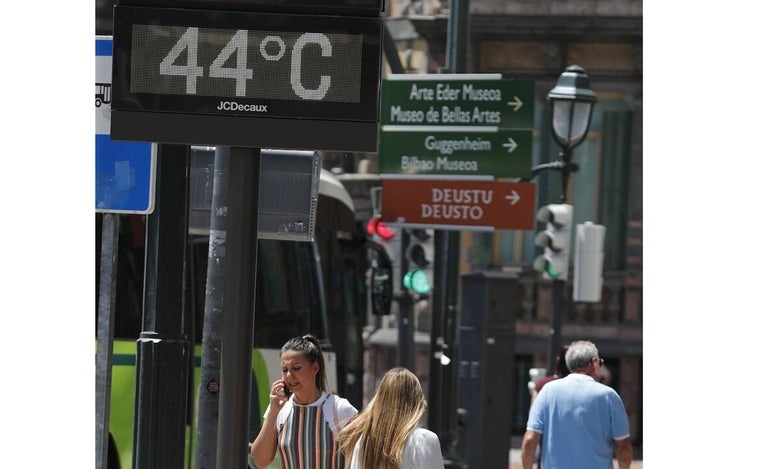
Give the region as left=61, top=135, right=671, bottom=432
left=332, top=0, right=643, bottom=451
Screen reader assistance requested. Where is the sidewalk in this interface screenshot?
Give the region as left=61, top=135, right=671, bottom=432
left=507, top=437, right=642, bottom=468
left=507, top=451, right=642, bottom=469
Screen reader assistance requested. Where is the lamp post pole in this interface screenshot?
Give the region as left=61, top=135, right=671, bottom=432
left=523, top=65, right=596, bottom=375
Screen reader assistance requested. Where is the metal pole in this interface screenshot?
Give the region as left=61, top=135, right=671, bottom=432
left=398, top=228, right=414, bottom=371
left=133, top=144, right=192, bottom=469
left=547, top=148, right=572, bottom=375
left=546, top=280, right=565, bottom=376
left=559, top=148, right=573, bottom=204
left=446, top=0, right=469, bottom=72
left=96, top=213, right=119, bottom=469
left=215, top=146, right=260, bottom=469
left=194, top=148, right=231, bottom=469
left=429, top=1, right=469, bottom=468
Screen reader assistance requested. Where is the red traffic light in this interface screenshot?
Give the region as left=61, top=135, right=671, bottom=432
left=367, top=217, right=395, bottom=240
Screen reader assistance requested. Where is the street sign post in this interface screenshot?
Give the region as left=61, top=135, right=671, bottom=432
left=381, top=179, right=536, bottom=231
left=96, top=36, right=156, bottom=214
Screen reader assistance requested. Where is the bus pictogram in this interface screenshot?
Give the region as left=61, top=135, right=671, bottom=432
left=96, top=82, right=112, bottom=107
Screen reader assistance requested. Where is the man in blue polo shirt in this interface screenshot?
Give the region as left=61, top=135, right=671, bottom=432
left=521, top=340, right=632, bottom=469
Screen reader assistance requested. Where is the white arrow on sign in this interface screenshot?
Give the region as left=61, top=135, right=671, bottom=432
left=501, top=137, right=518, bottom=153
left=507, top=96, right=523, bottom=112
left=505, top=190, right=520, bottom=205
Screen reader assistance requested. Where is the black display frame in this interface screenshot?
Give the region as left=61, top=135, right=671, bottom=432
left=110, top=5, right=383, bottom=150
left=116, top=0, right=385, bottom=17
left=112, top=5, right=382, bottom=122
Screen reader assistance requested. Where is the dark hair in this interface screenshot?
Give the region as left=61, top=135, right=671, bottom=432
left=556, top=345, right=570, bottom=377
left=280, top=334, right=328, bottom=391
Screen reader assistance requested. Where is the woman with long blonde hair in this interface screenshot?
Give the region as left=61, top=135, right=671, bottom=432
left=337, top=367, right=444, bottom=468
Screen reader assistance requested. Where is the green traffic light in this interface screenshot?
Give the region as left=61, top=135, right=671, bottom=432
left=545, top=263, right=560, bottom=278
left=403, top=269, right=431, bottom=294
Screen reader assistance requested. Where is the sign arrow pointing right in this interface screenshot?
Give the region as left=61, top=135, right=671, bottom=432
left=507, top=96, right=523, bottom=112
left=505, top=190, right=520, bottom=205
left=501, top=137, right=518, bottom=153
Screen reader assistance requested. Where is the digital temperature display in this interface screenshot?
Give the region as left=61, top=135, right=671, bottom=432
left=129, top=25, right=363, bottom=103
left=110, top=5, right=382, bottom=151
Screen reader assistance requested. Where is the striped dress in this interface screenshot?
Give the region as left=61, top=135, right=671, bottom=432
left=277, top=394, right=344, bottom=469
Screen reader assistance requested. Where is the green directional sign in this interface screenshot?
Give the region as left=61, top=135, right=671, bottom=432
left=380, top=75, right=534, bottom=129
left=378, top=127, right=532, bottom=178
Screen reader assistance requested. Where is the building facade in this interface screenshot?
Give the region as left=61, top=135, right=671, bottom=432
left=330, top=0, right=642, bottom=450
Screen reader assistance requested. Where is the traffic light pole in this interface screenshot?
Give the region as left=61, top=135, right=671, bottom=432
left=546, top=280, right=565, bottom=376
left=397, top=228, right=414, bottom=371
left=523, top=133, right=581, bottom=375
left=523, top=149, right=575, bottom=377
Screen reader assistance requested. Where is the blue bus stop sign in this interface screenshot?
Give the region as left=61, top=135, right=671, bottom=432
left=96, top=36, right=155, bottom=214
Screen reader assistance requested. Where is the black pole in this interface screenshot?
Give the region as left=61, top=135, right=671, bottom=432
left=215, top=146, right=260, bottom=469
left=446, top=0, right=469, bottom=73
left=429, top=1, right=468, bottom=468
left=428, top=233, right=445, bottom=433
left=430, top=230, right=463, bottom=468
left=96, top=213, right=119, bottom=469
left=546, top=280, right=565, bottom=376
left=559, top=148, right=573, bottom=203
left=547, top=148, right=572, bottom=374
left=133, top=144, right=192, bottom=469
left=194, top=148, right=231, bottom=469
left=397, top=228, right=414, bottom=371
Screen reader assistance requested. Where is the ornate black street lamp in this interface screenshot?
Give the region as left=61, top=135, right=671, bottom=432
left=522, top=65, right=597, bottom=201
left=523, top=65, right=597, bottom=376
left=547, top=64, right=597, bottom=201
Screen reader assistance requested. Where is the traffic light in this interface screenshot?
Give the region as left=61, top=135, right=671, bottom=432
left=573, top=222, right=606, bottom=302
left=533, top=204, right=573, bottom=281
left=364, top=234, right=394, bottom=315
left=366, top=216, right=395, bottom=240
left=403, top=229, right=433, bottom=295
left=371, top=266, right=393, bottom=315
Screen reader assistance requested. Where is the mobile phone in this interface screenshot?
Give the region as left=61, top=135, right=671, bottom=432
left=283, top=385, right=292, bottom=396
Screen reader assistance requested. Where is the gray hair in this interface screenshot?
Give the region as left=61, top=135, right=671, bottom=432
left=565, top=340, right=599, bottom=372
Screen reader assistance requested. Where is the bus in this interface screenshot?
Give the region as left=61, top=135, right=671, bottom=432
left=97, top=148, right=387, bottom=469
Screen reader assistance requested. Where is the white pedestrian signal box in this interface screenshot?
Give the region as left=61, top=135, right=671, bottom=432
left=573, top=222, right=606, bottom=302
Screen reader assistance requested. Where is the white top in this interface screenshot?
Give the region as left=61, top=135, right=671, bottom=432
left=348, top=427, right=445, bottom=469
left=263, top=391, right=358, bottom=433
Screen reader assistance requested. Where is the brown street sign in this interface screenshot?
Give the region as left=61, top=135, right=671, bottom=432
left=381, top=179, right=536, bottom=231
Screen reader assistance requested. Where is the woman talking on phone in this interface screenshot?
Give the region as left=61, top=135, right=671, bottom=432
left=250, top=335, right=358, bottom=469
